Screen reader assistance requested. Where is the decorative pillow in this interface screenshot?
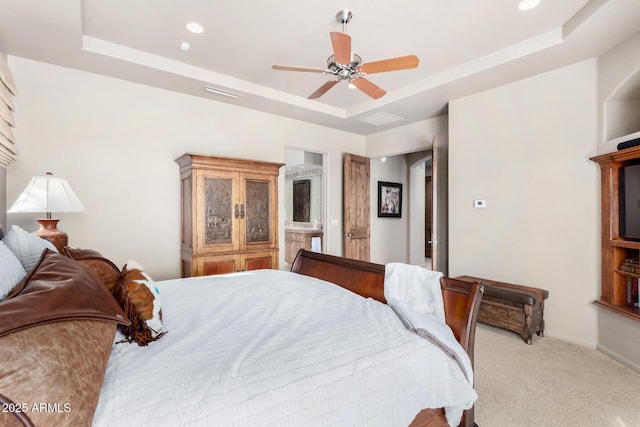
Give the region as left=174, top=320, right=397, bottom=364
left=0, top=249, right=129, bottom=337
left=0, top=249, right=128, bottom=426
left=114, top=260, right=166, bottom=346
left=2, top=224, right=57, bottom=272
left=65, top=247, right=121, bottom=293
left=0, top=241, right=26, bottom=301
left=0, top=319, right=116, bottom=427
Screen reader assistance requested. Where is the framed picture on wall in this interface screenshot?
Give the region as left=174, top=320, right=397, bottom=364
left=377, top=181, right=402, bottom=218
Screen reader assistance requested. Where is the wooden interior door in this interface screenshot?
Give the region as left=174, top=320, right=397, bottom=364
left=343, top=153, right=370, bottom=261
left=430, top=135, right=449, bottom=275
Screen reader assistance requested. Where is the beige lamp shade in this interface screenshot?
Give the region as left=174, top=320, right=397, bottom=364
left=8, top=173, right=85, bottom=215
left=7, top=173, right=85, bottom=252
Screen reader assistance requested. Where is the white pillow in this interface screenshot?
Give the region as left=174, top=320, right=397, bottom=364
left=2, top=225, right=58, bottom=272
left=0, top=240, right=27, bottom=300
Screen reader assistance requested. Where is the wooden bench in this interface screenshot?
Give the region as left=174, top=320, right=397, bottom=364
left=455, top=276, right=548, bottom=345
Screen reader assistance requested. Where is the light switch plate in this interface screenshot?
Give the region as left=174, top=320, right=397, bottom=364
left=474, top=199, right=487, bottom=208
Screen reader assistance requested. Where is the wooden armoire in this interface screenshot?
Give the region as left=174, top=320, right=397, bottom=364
left=176, top=153, right=284, bottom=277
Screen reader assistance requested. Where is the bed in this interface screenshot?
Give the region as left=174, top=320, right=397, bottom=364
left=0, top=236, right=483, bottom=427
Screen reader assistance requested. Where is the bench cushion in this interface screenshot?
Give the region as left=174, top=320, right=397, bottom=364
left=483, top=286, right=539, bottom=306
left=455, top=276, right=548, bottom=306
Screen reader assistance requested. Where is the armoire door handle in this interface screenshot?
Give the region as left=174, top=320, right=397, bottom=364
left=240, top=204, right=245, bottom=219
left=234, top=204, right=240, bottom=219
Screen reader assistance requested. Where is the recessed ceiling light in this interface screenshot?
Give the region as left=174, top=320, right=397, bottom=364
left=179, top=41, right=190, bottom=52
left=518, top=0, right=541, bottom=11
left=186, top=22, right=204, bottom=34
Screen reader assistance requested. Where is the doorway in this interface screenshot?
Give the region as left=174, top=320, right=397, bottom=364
left=350, top=141, right=445, bottom=272
left=283, top=147, right=327, bottom=266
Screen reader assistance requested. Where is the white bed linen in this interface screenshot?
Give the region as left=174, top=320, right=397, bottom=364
left=384, top=263, right=445, bottom=322
left=93, top=270, right=476, bottom=427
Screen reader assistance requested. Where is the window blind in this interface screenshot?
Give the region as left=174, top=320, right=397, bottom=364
left=0, top=55, right=16, bottom=167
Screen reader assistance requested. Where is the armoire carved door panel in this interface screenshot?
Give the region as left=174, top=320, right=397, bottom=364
left=244, top=179, right=270, bottom=244
left=204, top=176, right=233, bottom=245
left=196, top=170, right=239, bottom=254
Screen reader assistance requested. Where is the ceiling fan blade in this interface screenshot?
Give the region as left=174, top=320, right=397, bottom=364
left=272, top=65, right=327, bottom=73
left=330, top=31, right=351, bottom=65
left=351, top=77, right=386, bottom=99
left=359, top=55, right=420, bottom=74
left=308, top=80, right=339, bottom=99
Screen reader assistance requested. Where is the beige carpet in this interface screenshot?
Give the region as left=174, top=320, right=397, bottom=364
left=474, top=324, right=640, bottom=427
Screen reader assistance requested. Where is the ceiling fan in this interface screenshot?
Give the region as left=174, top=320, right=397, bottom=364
left=272, top=10, right=419, bottom=100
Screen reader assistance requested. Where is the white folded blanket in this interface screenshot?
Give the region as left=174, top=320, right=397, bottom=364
left=384, top=262, right=445, bottom=322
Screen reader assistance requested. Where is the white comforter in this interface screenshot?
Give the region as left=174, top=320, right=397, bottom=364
left=93, top=270, right=476, bottom=427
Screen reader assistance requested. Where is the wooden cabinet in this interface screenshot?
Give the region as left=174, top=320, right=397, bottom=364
left=176, top=153, right=284, bottom=277
left=284, top=229, right=323, bottom=264
left=591, top=145, right=640, bottom=321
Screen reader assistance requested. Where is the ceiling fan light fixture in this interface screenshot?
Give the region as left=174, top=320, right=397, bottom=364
left=271, top=10, right=418, bottom=100
left=518, top=0, right=541, bottom=11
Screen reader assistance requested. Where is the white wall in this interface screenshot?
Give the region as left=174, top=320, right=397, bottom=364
left=449, top=59, right=600, bottom=347
left=6, top=56, right=365, bottom=279
left=369, top=155, right=408, bottom=264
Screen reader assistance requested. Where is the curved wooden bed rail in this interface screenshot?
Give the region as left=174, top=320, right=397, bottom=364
left=290, top=249, right=483, bottom=427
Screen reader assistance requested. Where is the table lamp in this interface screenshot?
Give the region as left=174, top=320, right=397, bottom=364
left=7, top=172, right=85, bottom=251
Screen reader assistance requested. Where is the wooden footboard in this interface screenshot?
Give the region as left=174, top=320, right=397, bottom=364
left=290, top=250, right=483, bottom=427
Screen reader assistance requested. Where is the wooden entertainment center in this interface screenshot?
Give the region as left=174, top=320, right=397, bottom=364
left=591, top=144, right=640, bottom=322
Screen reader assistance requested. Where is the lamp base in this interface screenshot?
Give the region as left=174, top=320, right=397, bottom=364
left=35, top=219, right=68, bottom=252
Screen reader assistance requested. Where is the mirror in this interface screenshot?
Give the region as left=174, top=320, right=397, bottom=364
left=284, top=148, right=324, bottom=229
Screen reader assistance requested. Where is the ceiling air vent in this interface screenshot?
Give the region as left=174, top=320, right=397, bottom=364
left=357, top=112, right=404, bottom=126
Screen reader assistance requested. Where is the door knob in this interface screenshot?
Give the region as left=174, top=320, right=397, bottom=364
left=344, top=232, right=352, bottom=237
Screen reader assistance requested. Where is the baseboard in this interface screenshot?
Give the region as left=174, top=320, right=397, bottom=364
left=544, top=331, right=596, bottom=349
left=596, top=344, right=640, bottom=374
